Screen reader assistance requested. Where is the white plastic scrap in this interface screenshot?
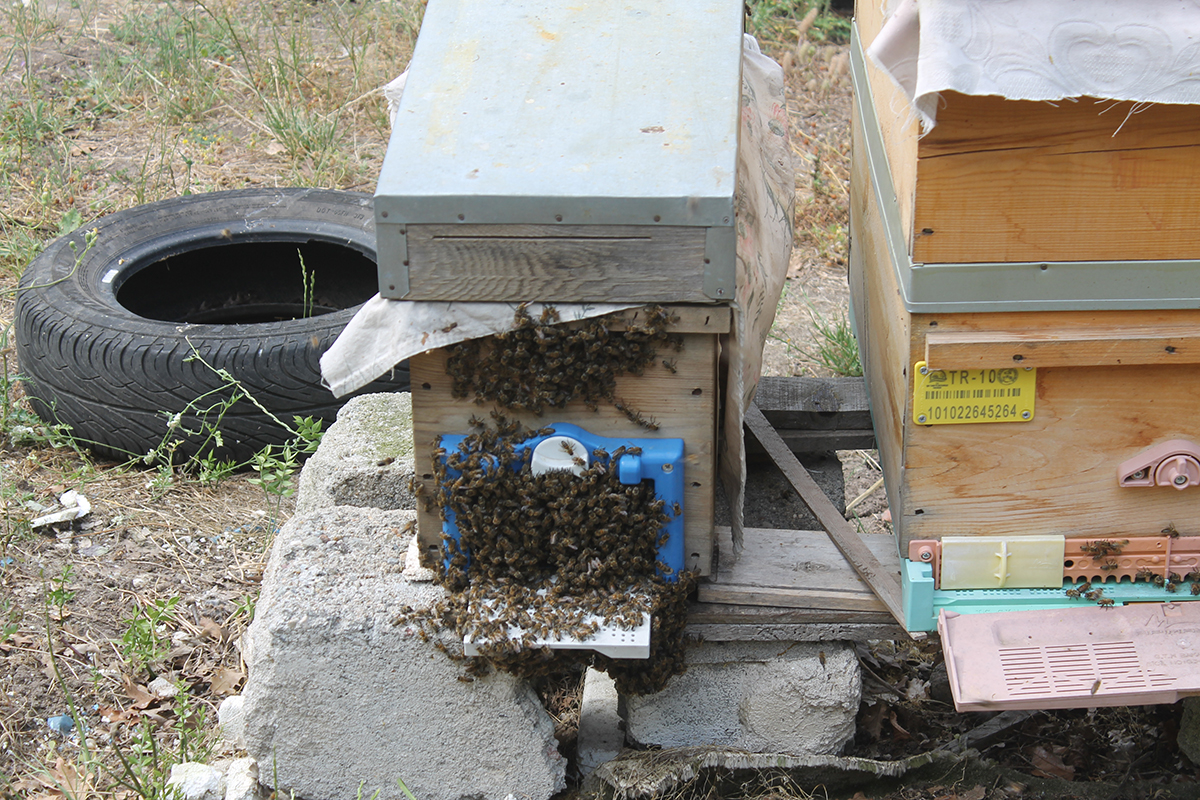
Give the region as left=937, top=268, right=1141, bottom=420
left=30, top=490, right=91, bottom=529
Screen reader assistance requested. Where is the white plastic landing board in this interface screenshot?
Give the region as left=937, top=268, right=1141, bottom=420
left=939, top=603, right=1200, bottom=711
left=463, top=593, right=651, bottom=660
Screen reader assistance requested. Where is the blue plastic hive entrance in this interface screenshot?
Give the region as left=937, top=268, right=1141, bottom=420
left=438, top=422, right=686, bottom=580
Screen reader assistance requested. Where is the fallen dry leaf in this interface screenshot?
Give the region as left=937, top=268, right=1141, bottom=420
left=1029, top=746, right=1075, bottom=781
left=209, top=665, right=245, bottom=695
left=200, top=617, right=228, bottom=642
left=122, top=675, right=157, bottom=709
left=960, top=785, right=987, bottom=800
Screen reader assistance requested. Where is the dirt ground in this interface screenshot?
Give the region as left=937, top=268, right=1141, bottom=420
left=0, top=1, right=1195, bottom=798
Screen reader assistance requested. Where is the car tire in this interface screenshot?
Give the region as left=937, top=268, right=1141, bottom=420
left=15, top=187, right=409, bottom=464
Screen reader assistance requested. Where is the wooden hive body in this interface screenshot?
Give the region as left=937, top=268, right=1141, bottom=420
left=411, top=306, right=728, bottom=576
left=851, top=2, right=1200, bottom=551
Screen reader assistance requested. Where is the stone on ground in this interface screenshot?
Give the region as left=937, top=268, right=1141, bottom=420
left=168, top=762, right=225, bottom=800
left=295, top=393, right=416, bottom=515
left=624, top=640, right=860, bottom=754
left=240, top=505, right=565, bottom=800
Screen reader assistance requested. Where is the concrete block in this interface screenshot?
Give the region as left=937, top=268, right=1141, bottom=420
left=577, top=668, right=624, bottom=776
left=241, top=506, right=566, bottom=800
left=623, top=640, right=860, bottom=755
left=1179, top=696, right=1200, bottom=766
left=296, top=393, right=416, bottom=515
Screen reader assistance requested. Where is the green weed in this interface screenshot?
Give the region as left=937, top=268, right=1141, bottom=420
left=747, top=0, right=850, bottom=45
left=120, top=596, right=180, bottom=671
left=46, top=564, right=75, bottom=615
left=773, top=298, right=863, bottom=377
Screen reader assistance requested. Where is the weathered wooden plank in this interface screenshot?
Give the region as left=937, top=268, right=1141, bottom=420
left=700, top=526, right=897, bottom=610
left=686, top=602, right=898, bottom=627
left=743, top=403, right=906, bottom=626
left=686, top=621, right=904, bottom=642
left=925, top=326, right=1200, bottom=369
left=745, top=429, right=877, bottom=455
left=405, top=223, right=711, bottom=302
left=753, top=376, right=872, bottom=429
left=921, top=93, right=1200, bottom=159
left=912, top=144, right=1200, bottom=264
left=410, top=311, right=719, bottom=574
left=850, top=100, right=912, bottom=547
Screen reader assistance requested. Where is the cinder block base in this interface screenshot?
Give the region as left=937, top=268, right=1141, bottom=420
left=241, top=506, right=566, bottom=800
left=624, top=640, right=860, bottom=755
left=295, top=393, right=416, bottom=515
left=577, top=668, right=624, bottom=776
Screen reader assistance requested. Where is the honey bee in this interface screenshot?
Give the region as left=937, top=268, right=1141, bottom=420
left=1100, top=560, right=1120, bottom=571
left=1081, top=539, right=1128, bottom=557
left=1167, top=582, right=1178, bottom=593
left=1078, top=581, right=1092, bottom=593
left=662, top=358, right=677, bottom=373
left=1097, top=597, right=1115, bottom=608
left=1191, top=583, right=1200, bottom=596
left=1163, top=523, right=1180, bottom=538
left=559, top=440, right=576, bottom=456
left=1085, top=590, right=1102, bottom=601
left=1135, top=569, right=1157, bottom=583
left=1064, top=588, right=1082, bottom=599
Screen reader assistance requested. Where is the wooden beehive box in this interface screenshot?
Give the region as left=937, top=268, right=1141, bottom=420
left=851, top=3, right=1200, bottom=551
left=373, top=0, right=744, bottom=305
left=410, top=306, right=728, bottom=576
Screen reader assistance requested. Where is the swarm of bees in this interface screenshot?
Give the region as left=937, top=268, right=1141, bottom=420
left=396, top=413, right=694, bottom=694
left=444, top=303, right=681, bottom=428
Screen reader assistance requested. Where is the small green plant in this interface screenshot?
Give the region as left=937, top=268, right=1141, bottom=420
left=47, top=564, right=76, bottom=615
left=111, top=691, right=214, bottom=800
left=299, top=249, right=315, bottom=318
left=121, top=596, right=180, bottom=670
left=772, top=298, right=863, bottom=377
left=0, top=598, right=20, bottom=644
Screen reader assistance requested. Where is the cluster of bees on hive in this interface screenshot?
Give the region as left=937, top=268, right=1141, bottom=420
left=396, top=304, right=696, bottom=694
left=1064, top=534, right=1200, bottom=606
left=445, top=302, right=681, bottom=425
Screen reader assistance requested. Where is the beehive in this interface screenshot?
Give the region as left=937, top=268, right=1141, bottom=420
left=409, top=306, right=728, bottom=577
left=850, top=2, right=1200, bottom=554
left=376, top=0, right=749, bottom=579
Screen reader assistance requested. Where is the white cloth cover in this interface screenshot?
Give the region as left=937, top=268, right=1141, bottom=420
left=321, top=35, right=794, bottom=553
left=867, top=0, right=1200, bottom=131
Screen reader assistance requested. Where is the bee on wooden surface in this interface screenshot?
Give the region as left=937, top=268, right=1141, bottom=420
left=662, top=358, right=677, bottom=374
left=1163, top=523, right=1180, bottom=538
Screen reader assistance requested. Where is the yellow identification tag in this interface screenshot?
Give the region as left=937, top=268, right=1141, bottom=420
left=912, top=361, right=1036, bottom=425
